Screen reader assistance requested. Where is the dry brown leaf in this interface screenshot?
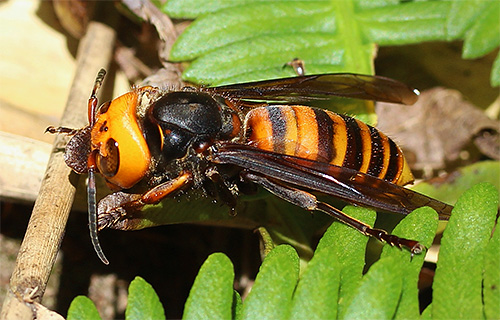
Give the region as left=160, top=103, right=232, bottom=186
left=32, top=302, right=65, bottom=320
left=141, top=66, right=184, bottom=89
left=376, top=88, right=500, bottom=173
left=121, top=0, right=178, bottom=62
left=52, top=0, right=91, bottom=39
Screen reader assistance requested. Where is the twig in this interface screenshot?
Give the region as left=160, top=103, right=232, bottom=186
left=0, top=21, right=116, bottom=319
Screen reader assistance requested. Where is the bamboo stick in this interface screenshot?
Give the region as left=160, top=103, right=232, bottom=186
left=0, top=21, right=116, bottom=319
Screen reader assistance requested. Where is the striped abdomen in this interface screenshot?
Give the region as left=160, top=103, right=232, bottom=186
left=244, top=105, right=414, bottom=186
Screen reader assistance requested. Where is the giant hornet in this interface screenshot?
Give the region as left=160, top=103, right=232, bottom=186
left=48, top=69, right=453, bottom=264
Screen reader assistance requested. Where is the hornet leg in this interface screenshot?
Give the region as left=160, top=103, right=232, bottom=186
left=242, top=171, right=424, bottom=254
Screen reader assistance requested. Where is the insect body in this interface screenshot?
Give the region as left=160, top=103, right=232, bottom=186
left=243, top=105, right=415, bottom=185
left=48, top=70, right=453, bottom=264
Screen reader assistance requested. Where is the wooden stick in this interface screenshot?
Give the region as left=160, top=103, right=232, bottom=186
left=0, top=21, right=116, bottom=319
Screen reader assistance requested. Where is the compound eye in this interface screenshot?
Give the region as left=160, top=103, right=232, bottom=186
left=97, top=138, right=119, bottom=177
left=98, top=101, right=111, bottom=114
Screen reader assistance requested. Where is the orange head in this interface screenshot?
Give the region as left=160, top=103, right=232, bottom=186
left=90, top=87, right=156, bottom=190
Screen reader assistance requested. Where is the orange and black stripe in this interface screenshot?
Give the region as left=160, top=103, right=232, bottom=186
left=244, top=105, right=412, bottom=185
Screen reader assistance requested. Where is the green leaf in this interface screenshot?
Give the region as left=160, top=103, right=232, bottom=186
left=432, top=183, right=499, bottom=319
left=315, top=206, right=375, bottom=318
left=446, top=0, right=490, bottom=40
left=166, top=0, right=375, bottom=87
left=169, top=2, right=336, bottom=62
left=126, top=277, right=165, bottom=320
left=181, top=33, right=345, bottom=86
left=343, top=255, right=403, bottom=319
left=483, top=221, right=500, bottom=319
left=421, top=304, right=432, bottom=320
left=67, top=296, right=102, bottom=320
left=262, top=197, right=328, bottom=264
left=448, top=1, right=500, bottom=86
left=492, top=51, right=500, bottom=86
left=256, top=227, right=276, bottom=257
left=109, top=187, right=332, bottom=258
left=355, top=0, right=401, bottom=11
left=67, top=183, right=498, bottom=320
left=164, top=0, right=499, bottom=89
left=241, top=245, right=299, bottom=320
left=163, top=0, right=256, bottom=19
left=341, top=207, right=438, bottom=320
left=380, top=207, right=439, bottom=320
left=183, top=253, right=235, bottom=320
left=357, top=1, right=450, bottom=45
left=287, top=246, right=341, bottom=320
left=232, top=290, right=243, bottom=320
left=462, top=1, right=500, bottom=59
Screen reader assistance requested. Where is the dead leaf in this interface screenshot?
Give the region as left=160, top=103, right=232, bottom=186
left=53, top=0, right=92, bottom=39
left=115, top=44, right=153, bottom=83
left=141, top=66, right=184, bottom=89
left=33, top=302, right=65, bottom=320
left=121, top=0, right=178, bottom=62
left=376, top=88, right=500, bottom=173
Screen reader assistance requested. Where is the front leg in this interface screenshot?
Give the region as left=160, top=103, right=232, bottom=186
left=97, top=172, right=193, bottom=230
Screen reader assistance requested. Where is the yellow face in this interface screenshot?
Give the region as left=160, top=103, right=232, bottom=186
left=90, top=89, right=152, bottom=190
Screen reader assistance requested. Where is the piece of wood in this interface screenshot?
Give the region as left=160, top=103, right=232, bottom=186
left=0, top=21, right=116, bottom=319
left=0, top=132, right=51, bottom=203
left=0, top=130, right=110, bottom=210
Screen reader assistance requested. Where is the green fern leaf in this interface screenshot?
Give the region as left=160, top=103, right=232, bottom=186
left=446, top=0, right=490, bottom=40
left=461, top=1, right=500, bottom=59
left=492, top=52, right=500, bottom=86
left=241, top=245, right=299, bottom=320
left=431, top=183, right=498, bottom=319
left=343, top=255, right=403, bottom=319
left=483, top=223, right=500, bottom=319
left=380, top=207, right=439, bottom=320
left=66, top=183, right=498, bottom=319
left=67, top=296, right=102, bottom=320
left=182, top=253, right=235, bottom=320
left=357, top=1, right=451, bottom=45
left=165, top=0, right=377, bottom=86
left=126, top=277, right=165, bottom=320
left=164, top=0, right=499, bottom=87
left=315, top=206, right=375, bottom=318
